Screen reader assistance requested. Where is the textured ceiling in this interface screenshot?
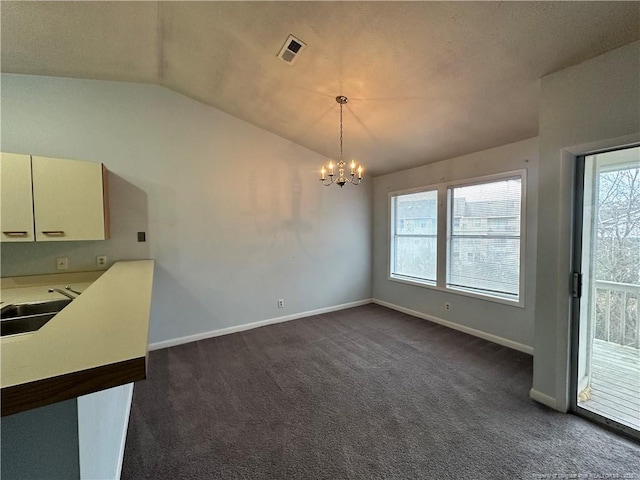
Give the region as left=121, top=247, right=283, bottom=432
left=2, top=1, right=639, bottom=175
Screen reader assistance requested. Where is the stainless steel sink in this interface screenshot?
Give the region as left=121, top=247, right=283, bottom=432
left=1, top=299, right=72, bottom=336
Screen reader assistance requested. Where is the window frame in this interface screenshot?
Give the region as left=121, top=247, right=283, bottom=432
left=388, top=169, right=526, bottom=308
left=389, top=186, right=439, bottom=286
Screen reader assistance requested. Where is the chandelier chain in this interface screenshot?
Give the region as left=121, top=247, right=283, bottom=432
left=339, top=101, right=344, bottom=163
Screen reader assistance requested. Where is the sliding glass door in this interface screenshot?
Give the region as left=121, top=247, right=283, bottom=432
left=572, top=145, right=640, bottom=438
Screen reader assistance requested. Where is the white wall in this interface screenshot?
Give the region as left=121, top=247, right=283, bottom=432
left=372, top=137, right=538, bottom=351
left=533, top=41, right=640, bottom=411
left=0, top=74, right=372, bottom=344
left=78, top=383, right=134, bottom=480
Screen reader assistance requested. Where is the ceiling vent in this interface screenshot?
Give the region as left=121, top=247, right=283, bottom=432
left=277, top=34, right=306, bottom=65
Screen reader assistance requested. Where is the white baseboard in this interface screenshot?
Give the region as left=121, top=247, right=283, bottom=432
left=116, top=383, right=134, bottom=480
left=529, top=388, right=557, bottom=410
left=372, top=298, right=534, bottom=355
left=149, top=299, right=373, bottom=351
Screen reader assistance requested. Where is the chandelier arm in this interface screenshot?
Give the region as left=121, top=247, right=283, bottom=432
left=320, top=177, right=335, bottom=186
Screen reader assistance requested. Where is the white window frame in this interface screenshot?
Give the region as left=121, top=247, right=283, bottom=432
left=446, top=171, right=526, bottom=306
left=388, top=169, right=526, bottom=308
left=389, top=186, right=439, bottom=286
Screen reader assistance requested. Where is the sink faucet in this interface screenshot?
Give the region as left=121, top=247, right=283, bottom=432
left=48, top=288, right=76, bottom=300
left=65, top=285, right=82, bottom=295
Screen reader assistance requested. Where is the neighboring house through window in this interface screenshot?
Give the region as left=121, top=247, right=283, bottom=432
left=390, top=189, right=438, bottom=285
left=389, top=171, right=525, bottom=305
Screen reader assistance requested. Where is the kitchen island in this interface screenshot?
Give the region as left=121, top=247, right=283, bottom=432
left=1, top=260, right=154, bottom=416
left=1, top=260, right=154, bottom=480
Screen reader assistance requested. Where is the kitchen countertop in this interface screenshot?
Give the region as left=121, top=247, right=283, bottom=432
left=1, top=260, right=154, bottom=416
left=1, top=269, right=104, bottom=305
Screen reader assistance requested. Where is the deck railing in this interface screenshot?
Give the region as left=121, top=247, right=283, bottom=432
left=594, top=280, right=640, bottom=349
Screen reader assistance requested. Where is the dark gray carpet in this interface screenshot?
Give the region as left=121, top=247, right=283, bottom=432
left=122, top=304, right=640, bottom=479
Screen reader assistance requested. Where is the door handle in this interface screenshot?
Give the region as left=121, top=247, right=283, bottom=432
left=2, top=231, right=28, bottom=237
left=42, top=230, right=65, bottom=236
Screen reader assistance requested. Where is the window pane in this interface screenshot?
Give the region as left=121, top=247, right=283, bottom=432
left=394, top=236, right=437, bottom=281
left=391, top=190, right=437, bottom=283
left=395, top=191, right=438, bottom=235
left=451, top=179, right=521, bottom=236
left=448, top=177, right=522, bottom=300
left=448, top=237, right=520, bottom=297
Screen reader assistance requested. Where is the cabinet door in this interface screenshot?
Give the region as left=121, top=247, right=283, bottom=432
left=0, top=153, right=35, bottom=242
left=32, top=156, right=109, bottom=241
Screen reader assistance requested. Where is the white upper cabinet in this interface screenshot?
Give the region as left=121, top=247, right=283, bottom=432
left=0, top=153, right=110, bottom=242
left=0, top=152, right=35, bottom=242
left=32, top=156, right=110, bottom=241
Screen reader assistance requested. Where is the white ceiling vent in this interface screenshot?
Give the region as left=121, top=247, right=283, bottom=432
left=277, top=34, right=306, bottom=65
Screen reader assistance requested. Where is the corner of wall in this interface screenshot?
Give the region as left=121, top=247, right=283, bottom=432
left=529, top=388, right=560, bottom=411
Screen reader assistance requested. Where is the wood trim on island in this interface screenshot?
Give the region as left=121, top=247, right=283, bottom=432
left=2, top=356, right=146, bottom=417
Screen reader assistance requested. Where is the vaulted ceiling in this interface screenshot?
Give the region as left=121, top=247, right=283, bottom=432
left=2, top=2, right=639, bottom=175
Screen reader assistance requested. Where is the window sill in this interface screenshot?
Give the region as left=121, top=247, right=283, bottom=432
left=387, top=275, right=524, bottom=308
left=388, top=274, right=435, bottom=289
left=445, top=285, right=523, bottom=308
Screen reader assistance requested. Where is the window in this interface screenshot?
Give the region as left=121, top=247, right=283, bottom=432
left=390, top=189, right=438, bottom=284
left=447, top=176, right=522, bottom=301
left=389, top=171, right=525, bottom=305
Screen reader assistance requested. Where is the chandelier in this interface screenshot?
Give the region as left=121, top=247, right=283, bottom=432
left=320, top=96, right=363, bottom=187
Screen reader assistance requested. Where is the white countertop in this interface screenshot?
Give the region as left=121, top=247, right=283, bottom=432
left=1, top=260, right=154, bottom=389
left=1, top=270, right=103, bottom=305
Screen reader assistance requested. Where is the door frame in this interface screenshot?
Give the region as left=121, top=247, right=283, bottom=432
left=569, top=144, right=640, bottom=441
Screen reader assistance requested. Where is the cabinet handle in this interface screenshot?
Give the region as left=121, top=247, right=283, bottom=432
left=42, top=230, right=65, bottom=236
left=2, top=231, right=28, bottom=237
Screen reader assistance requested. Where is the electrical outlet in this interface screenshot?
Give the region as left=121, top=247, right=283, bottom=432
left=57, top=257, right=68, bottom=270
left=445, top=302, right=451, bottom=311
left=96, top=255, right=107, bottom=267
left=277, top=299, right=285, bottom=309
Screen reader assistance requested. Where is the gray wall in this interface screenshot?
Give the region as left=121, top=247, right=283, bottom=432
left=533, top=40, right=640, bottom=410
left=372, top=137, right=538, bottom=350
left=0, top=74, right=372, bottom=344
